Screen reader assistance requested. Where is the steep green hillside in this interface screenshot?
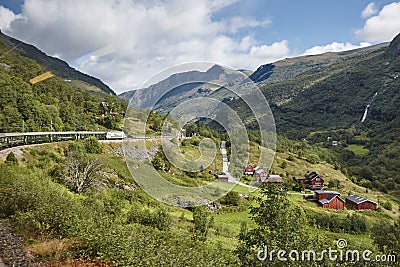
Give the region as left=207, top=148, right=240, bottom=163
left=0, top=38, right=126, bottom=132
left=0, top=31, right=115, bottom=95
left=230, top=33, right=400, bottom=193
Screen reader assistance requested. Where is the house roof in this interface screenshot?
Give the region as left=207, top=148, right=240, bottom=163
left=319, top=194, right=344, bottom=205
left=267, top=175, right=283, bottom=182
left=346, top=194, right=377, bottom=205
left=269, top=175, right=282, bottom=178
left=315, top=190, right=340, bottom=195
left=254, top=168, right=267, bottom=174
left=305, top=172, right=322, bottom=180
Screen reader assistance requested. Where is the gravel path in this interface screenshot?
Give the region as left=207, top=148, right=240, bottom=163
left=0, top=220, right=36, bottom=267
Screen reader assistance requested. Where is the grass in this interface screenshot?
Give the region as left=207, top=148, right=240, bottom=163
left=345, top=144, right=369, bottom=156
left=7, top=139, right=399, bottom=264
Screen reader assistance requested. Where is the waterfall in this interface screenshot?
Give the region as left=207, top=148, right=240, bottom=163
left=361, top=92, right=377, bottom=122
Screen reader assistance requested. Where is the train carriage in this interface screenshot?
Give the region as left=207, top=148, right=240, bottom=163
left=24, top=132, right=51, bottom=144
left=0, top=131, right=121, bottom=150
left=0, top=133, right=25, bottom=148
left=51, top=132, right=77, bottom=142
left=0, top=136, right=8, bottom=150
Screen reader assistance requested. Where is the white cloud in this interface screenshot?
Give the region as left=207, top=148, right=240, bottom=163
left=0, top=6, right=21, bottom=30
left=303, top=42, right=371, bottom=56
left=224, top=16, right=271, bottom=33
left=356, top=2, right=400, bottom=43
left=361, top=2, right=378, bottom=18
left=3, top=0, right=290, bottom=93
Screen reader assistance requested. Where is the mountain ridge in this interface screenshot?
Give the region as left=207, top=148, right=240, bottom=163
left=0, top=30, right=115, bottom=95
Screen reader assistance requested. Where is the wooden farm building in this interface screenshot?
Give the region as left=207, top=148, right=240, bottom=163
left=315, top=190, right=345, bottom=210
left=253, top=167, right=268, bottom=183
left=217, top=174, right=229, bottom=182
left=265, top=174, right=283, bottom=183
left=244, top=164, right=254, bottom=175
left=304, top=172, right=324, bottom=190
left=346, top=194, right=377, bottom=210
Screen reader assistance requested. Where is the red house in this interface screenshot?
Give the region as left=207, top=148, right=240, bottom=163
left=346, top=194, right=377, bottom=210
left=217, top=174, right=229, bottom=182
left=315, top=190, right=344, bottom=210
left=304, top=172, right=324, bottom=190
left=319, top=194, right=345, bottom=210
left=244, top=164, right=254, bottom=175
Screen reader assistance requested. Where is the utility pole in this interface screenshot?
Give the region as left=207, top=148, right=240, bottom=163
left=22, top=119, right=24, bottom=133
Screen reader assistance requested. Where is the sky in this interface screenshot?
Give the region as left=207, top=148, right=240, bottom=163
left=0, top=0, right=399, bottom=94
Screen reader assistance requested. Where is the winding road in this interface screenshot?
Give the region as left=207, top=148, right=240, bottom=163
left=220, top=141, right=256, bottom=189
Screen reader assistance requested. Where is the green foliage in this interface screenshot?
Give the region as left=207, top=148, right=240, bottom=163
left=225, top=36, right=400, bottom=193
left=371, top=220, right=400, bottom=257
left=83, top=136, right=102, bottom=154
left=0, top=40, right=126, bottom=132
left=147, top=111, right=166, bottom=133
left=236, top=183, right=324, bottom=266
left=307, top=212, right=367, bottom=234
left=327, top=178, right=343, bottom=189
left=382, top=201, right=393, bottom=211
left=192, top=206, right=209, bottom=241
left=151, top=149, right=171, bottom=171
left=128, top=205, right=171, bottom=231
left=0, top=162, right=237, bottom=265
left=5, top=152, right=18, bottom=165
left=219, top=191, right=240, bottom=206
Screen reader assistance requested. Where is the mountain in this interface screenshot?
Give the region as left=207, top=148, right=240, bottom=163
left=120, top=65, right=247, bottom=112
left=0, top=32, right=125, bottom=132
left=0, top=30, right=115, bottom=96
left=122, top=42, right=389, bottom=113
left=250, top=43, right=389, bottom=84
left=231, top=33, right=400, bottom=193
left=121, top=33, right=400, bottom=193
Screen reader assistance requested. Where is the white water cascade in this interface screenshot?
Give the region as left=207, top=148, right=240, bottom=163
left=361, top=92, right=378, bottom=122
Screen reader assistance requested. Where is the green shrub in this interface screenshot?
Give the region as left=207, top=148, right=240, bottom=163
left=83, top=136, right=102, bottom=154
left=382, top=201, right=393, bottom=211
left=128, top=206, right=171, bottom=231
left=219, top=191, right=240, bottom=206
left=5, top=152, right=18, bottom=165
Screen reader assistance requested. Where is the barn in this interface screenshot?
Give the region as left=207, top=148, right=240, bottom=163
left=315, top=190, right=345, bottom=210
left=217, top=174, right=229, bottom=182
left=346, top=194, right=377, bottom=210
left=303, top=172, right=324, bottom=190
left=319, top=194, right=345, bottom=210
left=265, top=174, right=283, bottom=183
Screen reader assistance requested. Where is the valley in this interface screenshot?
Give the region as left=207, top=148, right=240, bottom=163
left=0, top=28, right=399, bottom=266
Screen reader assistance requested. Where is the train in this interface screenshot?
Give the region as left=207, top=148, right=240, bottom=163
left=0, top=131, right=125, bottom=150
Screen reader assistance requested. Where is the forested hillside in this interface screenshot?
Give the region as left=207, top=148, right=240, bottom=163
left=0, top=31, right=115, bottom=95
left=0, top=35, right=126, bottom=132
